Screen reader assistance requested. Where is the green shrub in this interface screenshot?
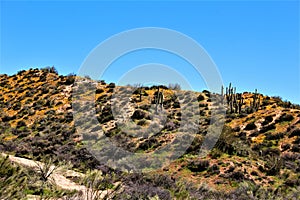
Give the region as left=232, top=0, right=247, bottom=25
left=0, top=155, right=27, bottom=199
left=262, top=115, right=273, bottom=125
left=244, top=121, right=257, bottom=130
left=186, top=159, right=210, bottom=172
left=278, top=113, right=294, bottom=122
left=197, top=94, right=205, bottom=101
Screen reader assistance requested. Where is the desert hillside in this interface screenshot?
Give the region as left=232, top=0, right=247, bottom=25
left=0, top=67, right=299, bottom=199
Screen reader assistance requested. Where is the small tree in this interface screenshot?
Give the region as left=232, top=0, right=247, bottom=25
left=41, top=66, right=58, bottom=74
left=34, top=156, right=63, bottom=199
left=168, top=83, right=181, bottom=90
left=133, top=83, right=144, bottom=102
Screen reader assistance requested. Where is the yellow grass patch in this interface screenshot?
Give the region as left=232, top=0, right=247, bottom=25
left=3, top=135, right=17, bottom=141
left=251, top=134, right=265, bottom=144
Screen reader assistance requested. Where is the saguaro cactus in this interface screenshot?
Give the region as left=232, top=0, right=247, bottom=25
left=224, top=83, right=244, bottom=114
left=138, top=87, right=143, bottom=102
left=225, top=83, right=235, bottom=113
left=221, top=85, right=224, bottom=97
left=251, top=89, right=260, bottom=112
left=236, top=93, right=244, bottom=114
left=155, top=87, right=164, bottom=113
left=223, top=84, right=260, bottom=114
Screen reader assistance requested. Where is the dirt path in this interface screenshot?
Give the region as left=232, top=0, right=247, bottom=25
left=2, top=153, right=112, bottom=199
left=2, top=153, right=86, bottom=192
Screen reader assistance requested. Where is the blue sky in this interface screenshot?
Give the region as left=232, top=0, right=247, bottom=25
left=0, top=0, right=299, bottom=103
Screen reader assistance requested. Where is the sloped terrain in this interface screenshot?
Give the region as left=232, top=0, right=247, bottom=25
left=0, top=67, right=300, bottom=199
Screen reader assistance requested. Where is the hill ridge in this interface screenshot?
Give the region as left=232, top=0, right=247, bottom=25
left=0, top=68, right=299, bottom=199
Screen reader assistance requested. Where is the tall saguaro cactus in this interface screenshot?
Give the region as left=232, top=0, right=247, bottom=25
left=221, top=85, right=224, bottom=97
left=225, top=83, right=235, bottom=113
left=251, top=89, right=260, bottom=112
left=236, top=93, right=244, bottom=114
left=155, top=87, right=164, bottom=113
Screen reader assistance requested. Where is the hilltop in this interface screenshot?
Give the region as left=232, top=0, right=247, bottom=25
left=0, top=67, right=299, bottom=199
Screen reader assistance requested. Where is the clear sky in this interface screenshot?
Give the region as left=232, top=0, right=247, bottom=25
left=0, top=0, right=299, bottom=103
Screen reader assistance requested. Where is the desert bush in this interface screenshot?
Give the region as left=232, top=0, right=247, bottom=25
left=281, top=143, right=291, bottom=152
left=41, top=86, right=49, bottom=94
left=262, top=115, right=273, bottom=126
left=186, top=159, right=210, bottom=172
left=1, top=114, right=16, bottom=122
left=39, top=73, right=48, bottom=82
left=12, top=101, right=22, bottom=111
left=137, top=119, right=148, bottom=126
left=278, top=100, right=293, bottom=108
left=149, top=85, right=168, bottom=90
left=24, top=98, right=33, bottom=106
left=64, top=112, right=73, bottom=123
left=265, top=132, right=284, bottom=140
left=164, top=120, right=177, bottom=131
left=289, top=128, right=300, bottom=138
left=264, top=155, right=283, bottom=176
left=293, top=136, right=300, bottom=145
left=98, top=80, right=106, bottom=85
left=230, top=181, right=272, bottom=200
left=199, top=103, right=207, bottom=108
left=137, top=138, right=159, bottom=151
left=96, top=88, right=104, bottom=94
left=233, top=126, right=241, bottom=132
left=163, top=99, right=172, bottom=109
left=17, top=69, right=26, bottom=75
left=0, top=155, right=27, bottom=199
left=63, top=73, right=75, bottom=85
left=96, top=94, right=109, bottom=103
left=281, top=152, right=299, bottom=163
left=238, top=131, right=247, bottom=140
left=41, top=66, right=58, bottom=74
left=51, top=88, right=59, bottom=95
left=209, top=148, right=223, bottom=159
left=278, top=113, right=294, bottom=122
left=185, top=135, right=203, bottom=155
left=262, top=147, right=281, bottom=156
left=207, top=164, right=220, bottom=175
left=215, top=125, right=242, bottom=155
left=244, top=121, right=257, bottom=130
left=16, top=120, right=27, bottom=128
left=81, top=169, right=121, bottom=200
left=259, top=123, right=276, bottom=133
left=197, top=94, right=205, bottom=101
left=139, top=104, right=151, bottom=111
left=168, top=83, right=181, bottom=90
left=131, top=109, right=149, bottom=120
left=291, top=144, right=300, bottom=153
left=107, top=83, right=115, bottom=88
left=98, top=105, right=113, bottom=123
left=229, top=170, right=245, bottom=181
left=34, top=156, right=59, bottom=187
left=202, top=90, right=210, bottom=96
left=284, top=176, right=300, bottom=187
left=173, top=101, right=180, bottom=108
left=118, top=173, right=174, bottom=199
left=0, top=79, right=8, bottom=87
